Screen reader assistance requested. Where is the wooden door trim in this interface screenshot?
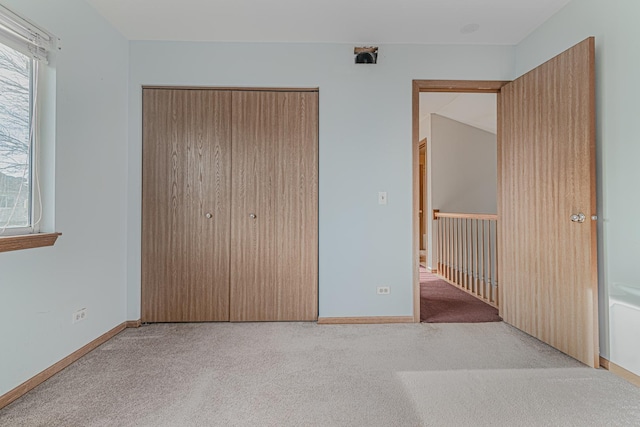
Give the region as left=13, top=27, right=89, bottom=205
left=419, top=139, right=426, bottom=252
left=414, top=80, right=509, bottom=93
left=411, top=80, right=509, bottom=322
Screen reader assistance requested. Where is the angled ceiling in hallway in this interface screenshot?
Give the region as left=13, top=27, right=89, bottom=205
left=420, top=93, right=497, bottom=136
left=84, top=0, right=572, bottom=44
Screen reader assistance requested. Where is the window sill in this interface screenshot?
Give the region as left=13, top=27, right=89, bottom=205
left=0, top=232, right=61, bottom=253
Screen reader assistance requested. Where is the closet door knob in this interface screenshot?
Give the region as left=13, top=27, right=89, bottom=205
left=205, top=213, right=213, bottom=219
left=249, top=213, right=257, bottom=219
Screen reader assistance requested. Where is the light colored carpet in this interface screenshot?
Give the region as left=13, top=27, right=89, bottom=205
left=1, top=322, right=639, bottom=426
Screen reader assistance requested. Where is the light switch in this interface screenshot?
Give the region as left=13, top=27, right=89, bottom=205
left=378, top=192, right=387, bottom=205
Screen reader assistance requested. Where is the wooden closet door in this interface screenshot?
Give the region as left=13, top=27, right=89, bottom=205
left=142, top=89, right=232, bottom=322
left=230, top=91, right=319, bottom=321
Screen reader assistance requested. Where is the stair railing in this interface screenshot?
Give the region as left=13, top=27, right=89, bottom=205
left=433, top=210, right=499, bottom=308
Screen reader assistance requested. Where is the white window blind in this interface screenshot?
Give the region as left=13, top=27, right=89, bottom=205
left=0, top=4, right=58, bottom=63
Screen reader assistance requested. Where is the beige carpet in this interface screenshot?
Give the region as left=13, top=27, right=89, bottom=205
left=1, top=322, right=639, bottom=426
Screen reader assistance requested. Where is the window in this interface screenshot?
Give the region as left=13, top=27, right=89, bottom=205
left=0, top=5, right=57, bottom=237
left=0, top=42, right=33, bottom=233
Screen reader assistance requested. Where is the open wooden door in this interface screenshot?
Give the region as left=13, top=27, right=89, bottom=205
left=498, top=38, right=598, bottom=367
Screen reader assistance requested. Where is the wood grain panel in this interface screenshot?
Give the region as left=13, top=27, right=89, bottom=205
left=230, top=91, right=318, bottom=321
left=498, top=38, right=598, bottom=366
left=142, top=89, right=232, bottom=322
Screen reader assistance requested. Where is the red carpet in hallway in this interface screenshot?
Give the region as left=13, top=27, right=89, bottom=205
left=420, top=267, right=501, bottom=323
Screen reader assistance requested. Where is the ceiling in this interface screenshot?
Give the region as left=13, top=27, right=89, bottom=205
left=84, top=0, right=571, bottom=44
left=420, top=92, right=497, bottom=137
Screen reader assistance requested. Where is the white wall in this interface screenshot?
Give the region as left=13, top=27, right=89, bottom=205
left=0, top=0, right=129, bottom=395
left=127, top=42, right=514, bottom=319
left=430, top=114, right=497, bottom=214
left=516, top=0, right=640, bottom=366
left=426, top=114, right=497, bottom=269
left=419, top=116, right=430, bottom=141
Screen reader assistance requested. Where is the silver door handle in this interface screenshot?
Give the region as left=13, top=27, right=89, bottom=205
left=205, top=213, right=213, bottom=219
left=570, top=213, right=586, bottom=223
left=249, top=213, right=257, bottom=219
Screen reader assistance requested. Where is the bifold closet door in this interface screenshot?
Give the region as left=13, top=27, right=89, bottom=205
left=230, top=91, right=319, bottom=321
left=142, top=89, right=232, bottom=322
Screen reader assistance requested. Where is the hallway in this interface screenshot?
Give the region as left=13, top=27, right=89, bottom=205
left=420, top=267, right=501, bottom=323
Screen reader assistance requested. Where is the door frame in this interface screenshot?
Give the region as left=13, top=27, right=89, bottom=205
left=411, top=80, right=510, bottom=322
left=418, top=138, right=426, bottom=253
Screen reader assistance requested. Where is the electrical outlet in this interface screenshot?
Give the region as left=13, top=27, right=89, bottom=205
left=378, top=192, right=388, bottom=205
left=72, top=308, right=87, bottom=324
left=377, top=286, right=390, bottom=295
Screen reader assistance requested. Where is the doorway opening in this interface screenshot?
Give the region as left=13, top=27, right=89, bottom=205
left=411, top=81, right=508, bottom=323
left=411, top=40, right=598, bottom=367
